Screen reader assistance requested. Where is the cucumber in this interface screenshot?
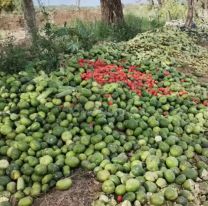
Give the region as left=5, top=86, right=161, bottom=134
left=18, top=196, right=33, bottom=206
left=56, top=178, right=72, bottom=190
left=17, top=177, right=25, bottom=191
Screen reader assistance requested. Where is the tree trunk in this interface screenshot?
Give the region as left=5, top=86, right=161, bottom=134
left=100, top=0, right=124, bottom=25
left=205, top=0, right=208, bottom=10
left=76, top=0, right=81, bottom=10
left=204, top=0, right=208, bottom=18
left=185, top=0, right=194, bottom=27
left=22, top=0, right=37, bottom=43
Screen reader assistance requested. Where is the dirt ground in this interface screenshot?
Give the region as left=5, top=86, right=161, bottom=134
left=33, top=169, right=101, bottom=206
left=0, top=8, right=101, bottom=43
left=0, top=9, right=101, bottom=30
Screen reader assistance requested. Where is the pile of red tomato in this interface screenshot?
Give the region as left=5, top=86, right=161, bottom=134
left=79, top=59, right=172, bottom=96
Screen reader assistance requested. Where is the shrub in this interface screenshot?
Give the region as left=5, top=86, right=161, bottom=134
left=0, top=14, right=164, bottom=73
left=0, top=25, right=85, bottom=73
left=0, top=37, right=29, bottom=73
left=72, top=14, right=164, bottom=43
left=158, top=0, right=187, bottom=21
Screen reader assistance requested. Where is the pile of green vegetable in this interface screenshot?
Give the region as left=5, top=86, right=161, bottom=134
left=122, top=29, right=208, bottom=75
left=0, top=30, right=208, bottom=206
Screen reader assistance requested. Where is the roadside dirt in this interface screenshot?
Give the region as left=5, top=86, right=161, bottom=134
left=33, top=169, right=101, bottom=206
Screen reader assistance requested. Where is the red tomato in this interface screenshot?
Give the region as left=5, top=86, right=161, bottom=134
left=203, top=100, right=208, bottom=106
left=192, top=97, right=200, bottom=104
left=179, top=91, right=188, bottom=96
left=108, top=101, right=113, bottom=106
left=117, top=195, right=123, bottom=203
left=79, top=58, right=173, bottom=97
left=163, top=70, right=170, bottom=76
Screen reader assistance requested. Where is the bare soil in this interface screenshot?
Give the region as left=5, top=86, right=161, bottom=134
left=0, top=8, right=101, bottom=44
left=33, top=169, right=101, bottom=206
left=0, top=8, right=100, bottom=31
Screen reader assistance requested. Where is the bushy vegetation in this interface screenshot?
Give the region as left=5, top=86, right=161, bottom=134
left=0, top=14, right=164, bottom=73
left=0, top=0, right=20, bottom=12
left=72, top=14, right=163, bottom=43
left=158, top=0, right=187, bottom=21
left=0, top=0, right=14, bottom=11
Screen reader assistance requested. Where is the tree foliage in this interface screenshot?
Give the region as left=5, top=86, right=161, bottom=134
left=14, top=0, right=22, bottom=12
left=158, top=0, right=187, bottom=20
left=0, top=0, right=15, bottom=11
left=0, top=0, right=22, bottom=12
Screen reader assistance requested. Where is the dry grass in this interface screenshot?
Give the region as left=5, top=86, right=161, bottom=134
left=50, top=8, right=101, bottom=25
left=0, top=8, right=101, bottom=31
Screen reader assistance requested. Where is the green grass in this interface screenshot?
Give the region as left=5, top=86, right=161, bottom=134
left=71, top=14, right=164, bottom=43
